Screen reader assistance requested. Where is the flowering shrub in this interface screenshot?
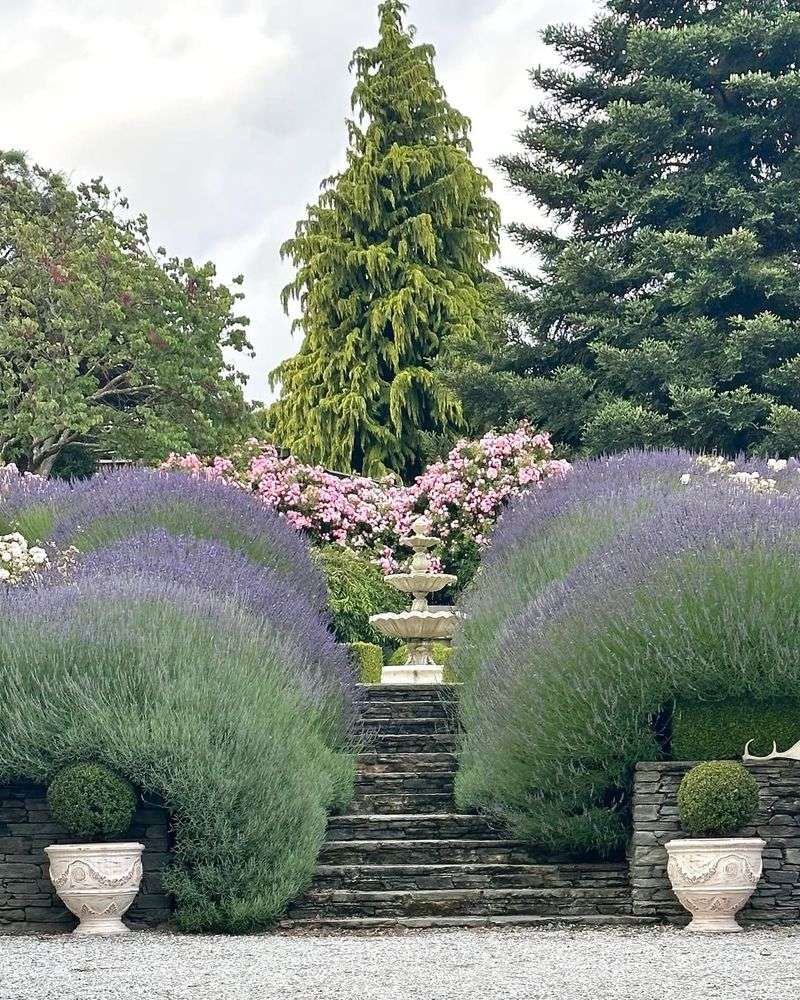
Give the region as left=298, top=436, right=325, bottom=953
left=679, top=454, right=792, bottom=494
left=0, top=468, right=358, bottom=931
left=455, top=450, right=800, bottom=856
left=163, top=425, right=571, bottom=584
left=0, top=463, right=41, bottom=495
left=0, top=532, right=48, bottom=584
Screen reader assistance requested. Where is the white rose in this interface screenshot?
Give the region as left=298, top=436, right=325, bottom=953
left=29, top=548, right=47, bottom=565
left=0, top=568, right=9, bottom=581
left=680, top=474, right=691, bottom=485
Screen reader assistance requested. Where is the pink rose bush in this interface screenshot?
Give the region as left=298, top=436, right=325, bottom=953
left=163, top=425, right=571, bottom=586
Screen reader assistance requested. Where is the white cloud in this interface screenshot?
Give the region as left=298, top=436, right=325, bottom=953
left=1, top=0, right=595, bottom=401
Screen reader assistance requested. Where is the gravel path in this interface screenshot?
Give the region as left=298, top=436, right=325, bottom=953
left=1, top=925, right=796, bottom=1000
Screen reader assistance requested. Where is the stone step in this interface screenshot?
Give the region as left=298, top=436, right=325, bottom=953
left=286, top=886, right=633, bottom=920
left=281, top=914, right=652, bottom=931
left=319, top=838, right=602, bottom=868
left=319, top=838, right=555, bottom=866
left=361, top=717, right=457, bottom=736
left=359, top=700, right=456, bottom=721
left=354, top=771, right=455, bottom=796
left=369, top=733, right=457, bottom=753
left=312, top=862, right=630, bottom=893
left=357, top=753, right=458, bottom=775
left=348, top=793, right=455, bottom=815
left=357, top=684, right=458, bottom=702
left=325, top=813, right=502, bottom=842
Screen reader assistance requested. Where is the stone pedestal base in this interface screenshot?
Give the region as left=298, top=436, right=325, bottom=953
left=381, top=663, right=444, bottom=685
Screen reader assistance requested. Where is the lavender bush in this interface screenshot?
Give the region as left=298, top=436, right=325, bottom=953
left=454, top=451, right=800, bottom=856
left=2, top=467, right=324, bottom=606
left=0, top=469, right=357, bottom=931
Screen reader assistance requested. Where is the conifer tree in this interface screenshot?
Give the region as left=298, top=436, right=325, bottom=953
left=496, top=0, right=800, bottom=457
left=270, top=0, right=500, bottom=479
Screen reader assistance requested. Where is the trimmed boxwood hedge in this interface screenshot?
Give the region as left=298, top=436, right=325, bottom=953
left=672, top=700, right=800, bottom=761
left=678, top=761, right=759, bottom=837
left=48, top=762, right=137, bottom=839
left=349, top=642, right=383, bottom=684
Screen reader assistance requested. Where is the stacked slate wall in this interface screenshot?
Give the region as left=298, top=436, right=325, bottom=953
left=631, top=760, right=800, bottom=924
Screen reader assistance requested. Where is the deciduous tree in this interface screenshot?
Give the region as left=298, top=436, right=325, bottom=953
left=0, top=151, right=252, bottom=475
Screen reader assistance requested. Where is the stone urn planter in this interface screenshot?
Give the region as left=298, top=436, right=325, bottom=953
left=45, top=762, right=144, bottom=935
left=45, top=842, right=145, bottom=935
left=665, top=837, right=765, bottom=933
left=665, top=760, right=764, bottom=933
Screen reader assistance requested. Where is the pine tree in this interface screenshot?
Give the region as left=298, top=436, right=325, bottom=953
left=269, top=0, right=500, bottom=479
left=497, top=0, right=800, bottom=457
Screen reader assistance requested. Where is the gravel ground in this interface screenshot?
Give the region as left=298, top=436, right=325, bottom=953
left=1, top=925, right=797, bottom=1000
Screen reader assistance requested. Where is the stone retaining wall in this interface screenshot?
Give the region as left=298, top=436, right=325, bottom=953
left=631, top=761, right=800, bottom=924
left=0, top=782, right=173, bottom=933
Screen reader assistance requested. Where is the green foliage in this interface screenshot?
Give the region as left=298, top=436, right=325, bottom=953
left=672, top=700, right=800, bottom=761
left=0, top=151, right=253, bottom=475
left=50, top=445, right=99, bottom=482
left=47, top=762, right=136, bottom=840
left=453, top=451, right=800, bottom=857
left=315, top=545, right=405, bottom=645
left=269, top=1, right=500, bottom=480
left=0, top=601, right=355, bottom=933
left=678, top=762, right=759, bottom=837
left=348, top=642, right=383, bottom=684
left=490, top=0, right=800, bottom=458
left=0, top=470, right=356, bottom=932
left=582, top=401, right=672, bottom=457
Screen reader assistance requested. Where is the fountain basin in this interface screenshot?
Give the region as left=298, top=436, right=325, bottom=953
left=385, top=573, right=457, bottom=596
left=369, top=610, right=457, bottom=643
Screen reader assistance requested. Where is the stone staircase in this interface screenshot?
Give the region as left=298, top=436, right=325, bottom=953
left=284, top=684, right=635, bottom=928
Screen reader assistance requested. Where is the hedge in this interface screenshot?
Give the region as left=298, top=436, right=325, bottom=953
left=349, top=642, right=383, bottom=684
left=672, top=699, right=800, bottom=761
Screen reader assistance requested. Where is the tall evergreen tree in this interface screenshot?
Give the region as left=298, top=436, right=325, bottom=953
left=269, top=0, right=500, bottom=479
left=496, top=0, right=800, bottom=457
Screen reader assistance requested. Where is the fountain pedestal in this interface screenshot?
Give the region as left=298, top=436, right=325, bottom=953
left=369, top=518, right=457, bottom=685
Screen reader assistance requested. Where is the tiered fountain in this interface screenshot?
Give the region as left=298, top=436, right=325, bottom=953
left=369, top=517, right=457, bottom=684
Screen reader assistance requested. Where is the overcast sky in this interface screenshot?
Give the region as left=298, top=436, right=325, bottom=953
left=2, top=0, right=596, bottom=401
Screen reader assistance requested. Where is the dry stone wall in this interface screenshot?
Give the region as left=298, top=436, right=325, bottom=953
left=0, top=782, right=172, bottom=933
left=631, top=761, right=800, bottom=924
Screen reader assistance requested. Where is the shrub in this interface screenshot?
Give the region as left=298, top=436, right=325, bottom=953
left=0, top=470, right=357, bottom=932
left=316, top=545, right=405, bottom=645
left=454, top=450, right=800, bottom=857
left=163, top=424, right=571, bottom=583
left=349, top=643, right=383, bottom=684
left=672, top=700, right=800, bottom=761
left=2, top=467, right=322, bottom=603
left=48, top=763, right=136, bottom=839
left=677, top=762, right=759, bottom=837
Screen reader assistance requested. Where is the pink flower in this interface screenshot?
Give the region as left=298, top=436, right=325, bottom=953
left=164, top=422, right=570, bottom=577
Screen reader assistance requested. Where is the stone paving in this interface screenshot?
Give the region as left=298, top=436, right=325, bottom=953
left=1, top=925, right=796, bottom=1000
